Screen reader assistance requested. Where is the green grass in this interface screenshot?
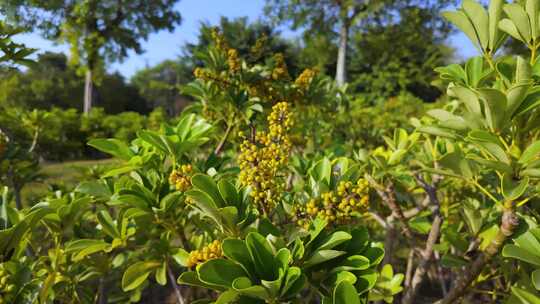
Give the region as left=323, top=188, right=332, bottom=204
left=21, top=158, right=119, bottom=204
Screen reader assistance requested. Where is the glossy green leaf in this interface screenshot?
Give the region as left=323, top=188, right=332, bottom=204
left=503, top=244, right=540, bottom=266
left=246, top=232, right=277, bottom=280
left=304, top=250, right=346, bottom=268
left=333, top=280, right=361, bottom=304
left=520, top=141, right=540, bottom=164
left=197, top=259, right=247, bottom=288
left=88, top=138, right=134, bottom=160
left=122, top=261, right=161, bottom=291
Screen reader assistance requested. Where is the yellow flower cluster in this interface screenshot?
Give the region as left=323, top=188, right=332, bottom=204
left=211, top=28, right=229, bottom=52
left=295, top=68, right=317, bottom=90
left=271, top=53, right=290, bottom=81
left=186, top=240, right=222, bottom=268
left=238, top=102, right=293, bottom=215
left=296, top=179, right=370, bottom=228
left=227, top=48, right=241, bottom=74
left=0, top=265, right=15, bottom=301
left=250, top=34, right=268, bottom=60
left=169, top=164, right=193, bottom=192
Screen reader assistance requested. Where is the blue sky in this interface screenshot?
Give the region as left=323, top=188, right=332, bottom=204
left=15, top=0, right=477, bottom=80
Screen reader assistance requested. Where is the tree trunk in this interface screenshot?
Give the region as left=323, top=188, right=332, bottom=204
left=84, top=69, right=94, bottom=114
left=335, top=21, right=349, bottom=86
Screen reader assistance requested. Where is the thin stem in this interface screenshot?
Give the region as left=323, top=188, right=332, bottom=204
left=472, top=180, right=499, bottom=204
left=214, top=122, right=233, bottom=155
left=402, top=174, right=443, bottom=304
left=167, top=263, right=185, bottom=304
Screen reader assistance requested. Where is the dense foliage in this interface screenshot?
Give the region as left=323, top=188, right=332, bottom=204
left=3, top=0, right=540, bottom=304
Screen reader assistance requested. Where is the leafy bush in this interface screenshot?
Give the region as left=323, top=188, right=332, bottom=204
left=3, top=2, right=540, bottom=303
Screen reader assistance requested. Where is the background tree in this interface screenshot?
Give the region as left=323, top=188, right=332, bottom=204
left=185, top=16, right=302, bottom=74
left=0, top=51, right=147, bottom=113
left=264, top=0, right=388, bottom=86
left=131, top=60, right=193, bottom=115
left=349, top=5, right=454, bottom=102
left=0, top=0, right=182, bottom=113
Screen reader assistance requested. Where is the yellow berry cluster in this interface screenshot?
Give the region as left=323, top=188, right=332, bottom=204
left=271, top=53, right=290, bottom=81
left=250, top=34, right=268, bottom=60
left=295, top=68, right=317, bottom=90
left=169, top=164, right=193, bottom=192
left=238, top=102, right=293, bottom=215
left=296, top=179, right=370, bottom=228
left=186, top=240, right=222, bottom=268
left=227, top=48, right=241, bottom=74
left=211, top=28, right=229, bottom=52
left=0, top=265, right=15, bottom=302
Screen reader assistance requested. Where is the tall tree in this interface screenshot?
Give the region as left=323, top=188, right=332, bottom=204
left=349, top=5, right=454, bottom=102
left=185, top=17, right=302, bottom=73
left=0, top=0, right=182, bottom=113
left=265, top=0, right=387, bottom=86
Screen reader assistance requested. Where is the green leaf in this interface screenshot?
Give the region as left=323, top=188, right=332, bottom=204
left=409, top=216, right=432, bottom=234
left=221, top=239, right=255, bottom=275
left=511, top=286, right=540, bottom=304
left=526, top=0, right=540, bottom=40
left=504, top=4, right=532, bottom=44
left=363, top=247, right=385, bottom=266
left=316, top=231, right=352, bottom=251
left=463, top=0, right=489, bottom=50
left=215, top=290, right=240, bottom=304
left=197, top=259, right=247, bottom=288
left=88, top=138, right=133, bottom=160
left=443, top=11, right=482, bottom=52
left=75, top=181, right=111, bottom=198
left=155, top=261, right=167, bottom=286
left=191, top=174, right=225, bottom=208
left=478, top=88, right=508, bottom=131
left=417, top=126, right=457, bottom=139
left=520, top=141, right=540, bottom=164
left=488, top=0, right=505, bottom=52
left=332, top=255, right=371, bottom=273
left=501, top=174, right=529, bottom=201
left=97, top=210, right=120, bottom=238
left=515, top=87, right=540, bottom=116
left=122, top=261, right=161, bottom=291
left=507, top=83, right=531, bottom=117
left=176, top=114, right=196, bottom=141
left=304, top=250, right=346, bottom=268
left=65, top=239, right=110, bottom=261
left=333, top=280, right=361, bottom=304
left=453, top=86, right=482, bottom=115
left=246, top=232, right=277, bottom=280
left=218, top=180, right=240, bottom=207
left=232, top=277, right=269, bottom=300
left=533, top=269, right=540, bottom=290
left=138, top=130, right=172, bottom=154
left=503, top=244, right=540, bottom=266
left=441, top=254, right=469, bottom=268
left=311, top=158, right=332, bottom=185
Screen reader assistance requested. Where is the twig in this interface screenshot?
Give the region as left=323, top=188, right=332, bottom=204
left=366, top=175, right=415, bottom=241
left=437, top=207, right=519, bottom=304
left=402, top=173, right=443, bottom=304
left=97, top=277, right=107, bottom=304
left=214, top=123, right=233, bottom=155
left=434, top=251, right=448, bottom=296
left=167, top=263, right=185, bottom=304
left=405, top=249, right=415, bottom=288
